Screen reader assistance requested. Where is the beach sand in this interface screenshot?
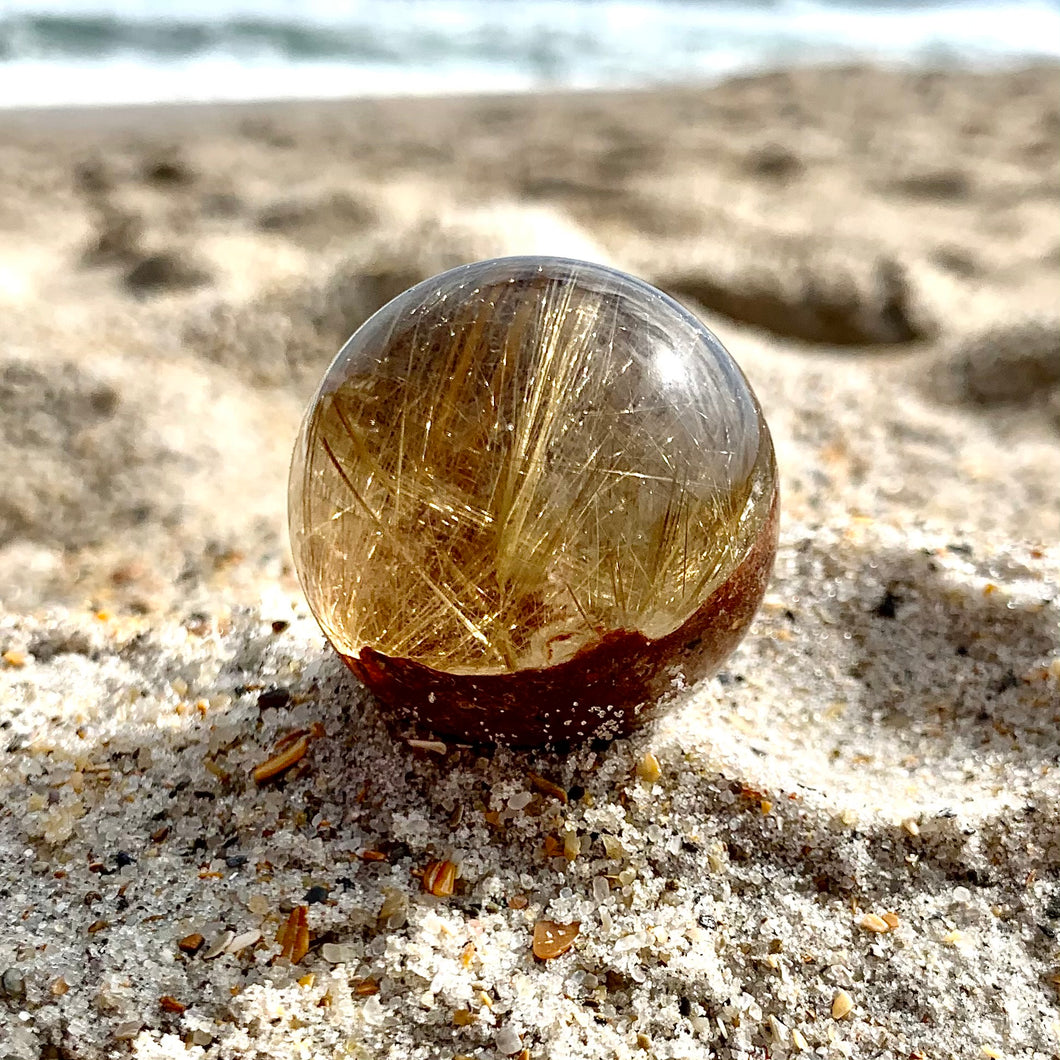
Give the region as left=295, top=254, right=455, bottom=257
left=1, top=64, right=1058, bottom=1058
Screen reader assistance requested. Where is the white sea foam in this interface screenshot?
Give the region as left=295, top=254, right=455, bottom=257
left=0, top=0, right=1058, bottom=108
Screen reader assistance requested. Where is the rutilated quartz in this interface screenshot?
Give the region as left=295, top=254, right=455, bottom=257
left=290, top=256, right=777, bottom=743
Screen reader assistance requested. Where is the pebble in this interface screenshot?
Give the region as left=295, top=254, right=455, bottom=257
left=858, top=913, right=891, bottom=933
left=1, top=968, right=25, bottom=999
left=321, top=942, right=359, bottom=964
left=495, top=1026, right=523, bottom=1055
left=247, top=894, right=270, bottom=915
left=178, top=933, right=205, bottom=954
left=532, top=920, right=580, bottom=960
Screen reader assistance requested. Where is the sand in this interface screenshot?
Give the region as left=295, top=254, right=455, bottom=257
left=1, top=64, right=1058, bottom=1059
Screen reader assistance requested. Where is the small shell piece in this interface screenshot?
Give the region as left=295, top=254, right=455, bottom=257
left=636, top=751, right=662, bottom=784
left=277, top=905, right=310, bottom=963
left=831, top=990, right=854, bottom=1020
left=422, top=860, right=457, bottom=897
left=252, top=735, right=309, bottom=784
left=528, top=772, right=568, bottom=803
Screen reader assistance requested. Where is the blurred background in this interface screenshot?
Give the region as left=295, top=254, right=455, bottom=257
left=2, top=0, right=1060, bottom=108
left=0, top=0, right=1057, bottom=619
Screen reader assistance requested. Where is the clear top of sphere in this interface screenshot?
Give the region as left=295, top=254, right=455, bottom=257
left=290, top=256, right=775, bottom=676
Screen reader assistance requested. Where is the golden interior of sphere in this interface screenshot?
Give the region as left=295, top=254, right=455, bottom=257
left=289, top=257, right=776, bottom=675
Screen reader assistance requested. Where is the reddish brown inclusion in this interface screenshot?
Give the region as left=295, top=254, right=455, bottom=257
left=340, top=486, right=779, bottom=747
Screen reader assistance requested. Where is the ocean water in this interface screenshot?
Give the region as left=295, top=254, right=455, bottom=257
left=1, top=0, right=1058, bottom=108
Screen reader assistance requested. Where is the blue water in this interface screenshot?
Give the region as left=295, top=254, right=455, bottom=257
left=1, top=0, right=1058, bottom=108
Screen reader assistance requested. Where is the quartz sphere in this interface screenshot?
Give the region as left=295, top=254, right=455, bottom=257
left=289, top=256, right=778, bottom=746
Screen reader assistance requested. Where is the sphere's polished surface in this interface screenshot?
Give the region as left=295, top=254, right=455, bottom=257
left=289, top=257, right=778, bottom=745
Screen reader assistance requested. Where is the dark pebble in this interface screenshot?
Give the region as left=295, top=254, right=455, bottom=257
left=993, top=670, right=1019, bottom=695
left=309, top=929, right=340, bottom=950
left=873, top=588, right=901, bottom=619
left=745, top=142, right=803, bottom=179
left=257, top=688, right=291, bottom=711
left=124, top=252, right=208, bottom=294
left=74, top=158, right=112, bottom=195
left=143, top=157, right=193, bottom=185
left=225, top=855, right=248, bottom=868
